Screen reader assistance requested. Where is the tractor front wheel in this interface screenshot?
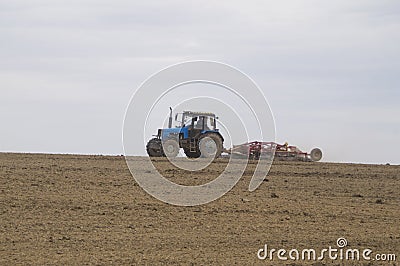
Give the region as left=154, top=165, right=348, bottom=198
left=162, top=139, right=180, bottom=158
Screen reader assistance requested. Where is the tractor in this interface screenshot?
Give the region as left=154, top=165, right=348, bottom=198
left=146, top=108, right=224, bottom=158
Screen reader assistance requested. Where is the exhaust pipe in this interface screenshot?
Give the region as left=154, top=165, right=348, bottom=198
left=168, top=107, right=173, bottom=128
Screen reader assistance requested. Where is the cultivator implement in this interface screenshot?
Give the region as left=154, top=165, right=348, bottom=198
left=224, top=141, right=322, bottom=162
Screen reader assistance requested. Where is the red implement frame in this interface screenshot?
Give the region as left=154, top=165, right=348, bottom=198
left=225, top=141, right=312, bottom=161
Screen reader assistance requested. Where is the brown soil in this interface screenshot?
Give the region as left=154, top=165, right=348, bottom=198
left=0, top=153, right=399, bottom=265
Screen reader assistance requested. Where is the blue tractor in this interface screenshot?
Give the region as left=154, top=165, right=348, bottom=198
left=146, top=108, right=224, bottom=158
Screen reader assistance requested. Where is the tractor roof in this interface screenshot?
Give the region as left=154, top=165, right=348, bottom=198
left=183, top=111, right=216, bottom=117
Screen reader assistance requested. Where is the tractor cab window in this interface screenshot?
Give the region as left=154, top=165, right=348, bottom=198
left=182, top=116, right=193, bottom=127
left=194, top=116, right=213, bottom=130
left=174, top=113, right=183, bottom=127
left=194, top=117, right=204, bottom=129
left=210, top=117, right=217, bottom=130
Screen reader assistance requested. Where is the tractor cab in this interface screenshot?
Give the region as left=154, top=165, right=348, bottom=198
left=175, top=111, right=217, bottom=130
left=174, top=111, right=219, bottom=140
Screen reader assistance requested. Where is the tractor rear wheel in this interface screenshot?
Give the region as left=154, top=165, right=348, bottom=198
left=198, top=133, right=223, bottom=158
left=162, top=139, right=180, bottom=158
left=146, top=138, right=164, bottom=157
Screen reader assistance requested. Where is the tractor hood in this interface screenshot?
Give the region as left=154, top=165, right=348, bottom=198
left=160, top=127, right=182, bottom=140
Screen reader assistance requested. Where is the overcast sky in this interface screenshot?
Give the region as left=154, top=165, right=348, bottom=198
left=1, top=0, right=399, bottom=164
